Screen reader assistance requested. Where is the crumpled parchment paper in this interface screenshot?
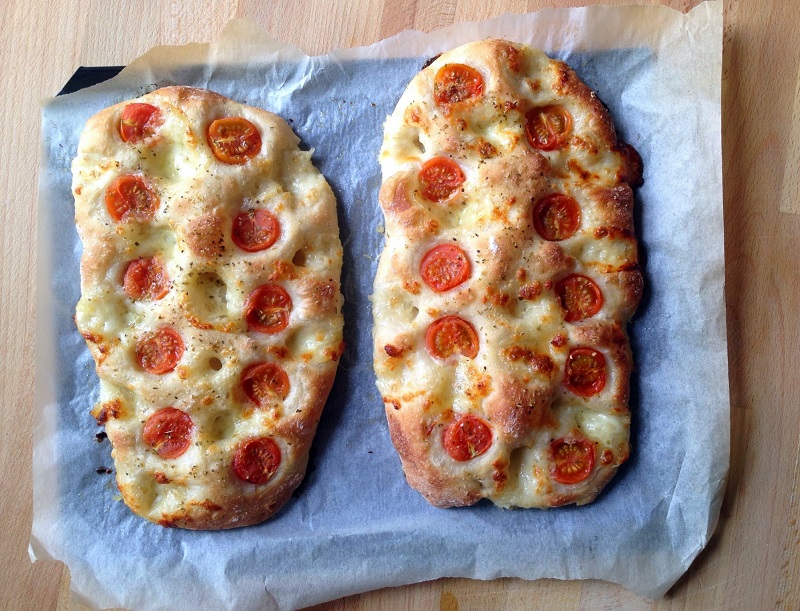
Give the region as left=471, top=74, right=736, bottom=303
left=32, top=3, right=726, bottom=609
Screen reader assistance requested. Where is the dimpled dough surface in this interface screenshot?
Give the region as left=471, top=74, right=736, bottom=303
left=373, top=40, right=643, bottom=508
left=73, top=86, right=343, bottom=529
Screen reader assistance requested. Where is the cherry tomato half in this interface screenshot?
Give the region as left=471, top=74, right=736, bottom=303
left=425, top=316, right=479, bottom=360
left=551, top=438, right=595, bottom=484
left=532, top=193, right=581, bottom=241
left=241, top=361, right=290, bottom=406
left=564, top=347, right=606, bottom=397
left=244, top=284, right=292, bottom=334
left=207, top=117, right=261, bottom=164
left=231, top=208, right=280, bottom=252
left=420, top=244, right=471, bottom=292
left=443, top=415, right=493, bottom=461
left=143, top=407, right=193, bottom=459
left=555, top=274, right=603, bottom=322
left=525, top=105, right=573, bottom=151
left=434, top=64, right=484, bottom=107
left=418, top=157, right=465, bottom=202
left=123, top=257, right=169, bottom=301
left=233, top=437, right=281, bottom=485
left=105, top=175, right=160, bottom=222
left=119, top=103, right=162, bottom=143
left=135, top=327, right=185, bottom=375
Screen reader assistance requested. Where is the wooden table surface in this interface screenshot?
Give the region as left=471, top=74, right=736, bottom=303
left=2, top=0, right=798, bottom=609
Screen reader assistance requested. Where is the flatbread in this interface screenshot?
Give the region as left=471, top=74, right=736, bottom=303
left=373, top=40, right=642, bottom=508
left=73, top=86, right=344, bottom=528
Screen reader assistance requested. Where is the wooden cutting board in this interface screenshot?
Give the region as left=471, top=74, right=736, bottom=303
left=2, top=0, right=798, bottom=609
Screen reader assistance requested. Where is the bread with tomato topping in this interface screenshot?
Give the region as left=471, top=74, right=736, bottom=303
left=373, top=39, right=642, bottom=508
left=73, top=86, right=344, bottom=529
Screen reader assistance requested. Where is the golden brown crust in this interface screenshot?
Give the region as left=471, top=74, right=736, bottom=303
left=378, top=175, right=442, bottom=242
left=373, top=39, right=642, bottom=509
left=184, top=214, right=226, bottom=258
left=386, top=413, right=482, bottom=508
left=485, top=377, right=557, bottom=444
left=73, top=86, right=343, bottom=529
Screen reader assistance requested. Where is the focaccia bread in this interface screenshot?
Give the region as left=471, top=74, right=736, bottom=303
left=73, top=86, right=344, bottom=529
left=373, top=40, right=643, bottom=508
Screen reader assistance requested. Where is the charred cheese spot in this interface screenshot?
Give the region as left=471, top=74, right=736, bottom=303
left=492, top=456, right=510, bottom=490
left=500, top=44, right=523, bottom=73
left=323, top=341, right=346, bottom=362
left=567, top=158, right=598, bottom=182
left=506, top=347, right=556, bottom=376
left=483, top=286, right=511, bottom=308
left=81, top=331, right=112, bottom=363
left=385, top=344, right=406, bottom=358
left=154, top=472, right=170, bottom=484
left=551, top=333, right=568, bottom=348
left=477, top=139, right=499, bottom=158
left=384, top=397, right=402, bottom=411
left=518, top=282, right=543, bottom=301
left=92, top=399, right=125, bottom=424
left=403, top=279, right=421, bottom=295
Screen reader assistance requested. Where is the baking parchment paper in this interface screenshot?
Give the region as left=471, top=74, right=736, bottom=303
left=32, top=3, right=726, bottom=609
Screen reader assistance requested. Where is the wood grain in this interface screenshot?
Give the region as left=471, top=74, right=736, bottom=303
left=2, top=0, right=798, bottom=609
left=780, top=56, right=800, bottom=214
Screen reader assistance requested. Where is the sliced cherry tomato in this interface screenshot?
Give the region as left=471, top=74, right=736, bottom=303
left=123, top=257, right=169, bottom=300
left=532, top=193, right=581, bottom=241
left=418, top=157, right=465, bottom=202
left=425, top=316, right=479, bottom=360
left=105, top=175, right=160, bottom=222
left=443, top=415, right=492, bottom=461
left=244, top=284, right=292, bottom=334
left=555, top=274, right=603, bottom=322
left=231, top=208, right=280, bottom=252
left=551, top=438, right=595, bottom=484
left=135, top=327, right=184, bottom=374
left=118, top=103, right=162, bottom=143
left=434, top=64, right=484, bottom=107
left=241, top=361, right=290, bottom=406
left=233, top=437, right=281, bottom=485
left=143, top=407, right=193, bottom=459
left=420, top=244, right=471, bottom=292
left=525, top=105, right=573, bottom=151
left=207, top=117, right=261, bottom=164
left=564, top=347, right=606, bottom=397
